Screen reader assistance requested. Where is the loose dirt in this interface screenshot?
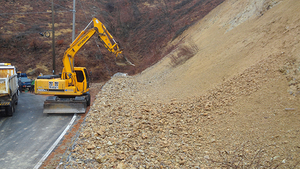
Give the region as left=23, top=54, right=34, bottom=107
left=42, top=0, right=300, bottom=168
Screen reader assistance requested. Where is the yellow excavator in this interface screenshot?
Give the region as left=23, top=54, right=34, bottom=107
left=35, top=18, right=134, bottom=113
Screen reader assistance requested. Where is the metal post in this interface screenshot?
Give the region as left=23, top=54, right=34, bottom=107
left=72, top=0, right=76, bottom=42
left=72, top=0, right=76, bottom=68
left=52, top=0, right=55, bottom=75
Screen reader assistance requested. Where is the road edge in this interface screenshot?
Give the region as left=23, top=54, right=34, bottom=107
left=33, top=114, right=77, bottom=169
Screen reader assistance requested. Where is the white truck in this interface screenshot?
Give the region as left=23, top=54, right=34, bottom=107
left=0, top=63, right=19, bottom=116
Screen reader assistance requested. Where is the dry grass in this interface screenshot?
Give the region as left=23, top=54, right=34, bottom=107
left=28, top=38, right=48, bottom=51
left=56, top=39, right=65, bottom=46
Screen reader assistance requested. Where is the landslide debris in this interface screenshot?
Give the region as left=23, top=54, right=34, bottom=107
left=53, top=0, right=300, bottom=168
left=60, top=52, right=299, bottom=168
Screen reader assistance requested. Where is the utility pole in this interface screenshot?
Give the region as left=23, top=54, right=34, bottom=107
left=72, top=0, right=76, bottom=42
left=72, top=0, right=76, bottom=68
left=52, top=0, right=56, bottom=75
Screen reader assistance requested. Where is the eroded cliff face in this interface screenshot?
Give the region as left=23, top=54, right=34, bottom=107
left=0, top=0, right=224, bottom=81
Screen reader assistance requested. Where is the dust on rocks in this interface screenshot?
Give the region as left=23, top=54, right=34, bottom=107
left=59, top=52, right=300, bottom=168
left=55, top=0, right=300, bottom=168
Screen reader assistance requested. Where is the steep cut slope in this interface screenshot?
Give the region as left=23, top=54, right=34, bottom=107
left=136, top=0, right=299, bottom=101
left=53, top=0, right=300, bottom=168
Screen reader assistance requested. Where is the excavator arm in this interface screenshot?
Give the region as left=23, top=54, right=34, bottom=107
left=91, top=18, right=134, bottom=66
left=63, top=18, right=134, bottom=77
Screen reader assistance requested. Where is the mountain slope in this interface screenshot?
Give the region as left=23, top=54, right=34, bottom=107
left=136, top=0, right=300, bottom=101
left=0, top=0, right=224, bottom=81
left=49, top=0, right=300, bottom=168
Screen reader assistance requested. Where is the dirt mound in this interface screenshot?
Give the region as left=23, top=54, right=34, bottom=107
left=53, top=0, right=300, bottom=168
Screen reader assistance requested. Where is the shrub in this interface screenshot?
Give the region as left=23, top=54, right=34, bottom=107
left=74, top=55, right=87, bottom=67
left=28, top=38, right=47, bottom=51
left=56, top=39, right=64, bottom=46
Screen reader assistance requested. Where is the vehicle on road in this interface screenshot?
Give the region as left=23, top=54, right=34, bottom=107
left=17, top=72, right=27, bottom=78
left=0, top=63, right=19, bottom=116
left=35, top=17, right=134, bottom=114
left=20, top=76, right=32, bottom=90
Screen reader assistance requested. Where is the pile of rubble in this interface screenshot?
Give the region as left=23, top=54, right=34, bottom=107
left=58, top=52, right=300, bottom=168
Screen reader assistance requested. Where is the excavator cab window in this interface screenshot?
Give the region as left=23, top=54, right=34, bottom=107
left=75, top=69, right=89, bottom=89
left=75, top=70, right=84, bottom=82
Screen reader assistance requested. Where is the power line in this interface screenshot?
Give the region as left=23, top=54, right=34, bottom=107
left=0, top=0, right=73, bottom=16
left=77, top=0, right=89, bottom=21
left=77, top=0, right=111, bottom=73
left=0, top=10, right=71, bottom=16
left=51, top=1, right=72, bottom=11
left=42, top=0, right=73, bottom=11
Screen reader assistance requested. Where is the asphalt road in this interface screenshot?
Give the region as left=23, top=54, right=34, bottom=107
left=0, top=92, right=74, bottom=169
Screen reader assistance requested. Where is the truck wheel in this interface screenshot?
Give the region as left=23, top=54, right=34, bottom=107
left=14, top=94, right=18, bottom=105
left=5, top=104, right=14, bottom=117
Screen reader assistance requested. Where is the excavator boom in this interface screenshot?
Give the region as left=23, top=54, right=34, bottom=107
left=35, top=17, right=134, bottom=114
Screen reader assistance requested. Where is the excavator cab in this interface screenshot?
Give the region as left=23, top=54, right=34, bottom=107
left=74, top=68, right=90, bottom=93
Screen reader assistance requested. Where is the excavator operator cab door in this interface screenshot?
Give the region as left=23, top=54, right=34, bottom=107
left=74, top=68, right=89, bottom=93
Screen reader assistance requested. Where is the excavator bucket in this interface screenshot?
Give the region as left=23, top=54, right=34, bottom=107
left=43, top=96, right=87, bottom=114
left=116, top=54, right=135, bottom=66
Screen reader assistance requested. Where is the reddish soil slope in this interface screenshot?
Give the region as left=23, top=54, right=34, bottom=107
left=0, top=0, right=224, bottom=81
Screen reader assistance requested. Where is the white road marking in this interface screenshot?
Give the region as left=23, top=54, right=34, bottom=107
left=33, top=114, right=77, bottom=169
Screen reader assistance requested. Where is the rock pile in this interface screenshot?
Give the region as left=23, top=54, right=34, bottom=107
left=60, top=53, right=298, bottom=168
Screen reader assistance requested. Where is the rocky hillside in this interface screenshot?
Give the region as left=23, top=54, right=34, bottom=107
left=45, top=0, right=300, bottom=168
left=0, top=0, right=224, bottom=81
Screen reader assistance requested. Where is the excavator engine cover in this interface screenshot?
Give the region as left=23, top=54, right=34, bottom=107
left=43, top=96, right=87, bottom=114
